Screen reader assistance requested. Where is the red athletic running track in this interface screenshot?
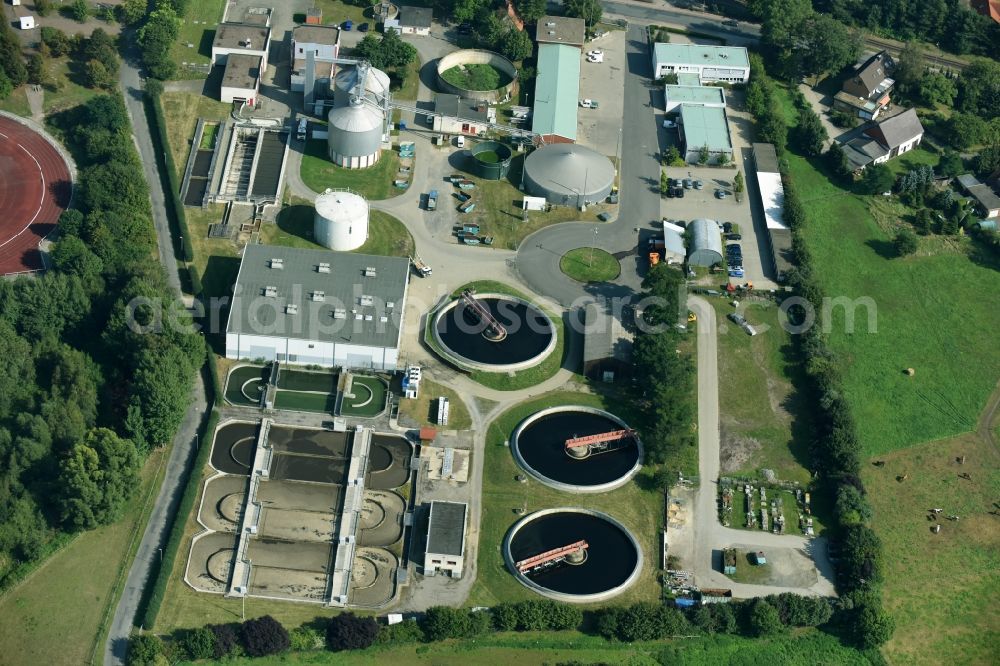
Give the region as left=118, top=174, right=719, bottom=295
left=0, top=116, right=72, bottom=274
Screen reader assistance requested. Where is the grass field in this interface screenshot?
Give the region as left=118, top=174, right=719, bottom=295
left=300, top=140, right=403, bottom=200
left=560, top=247, right=621, bottom=282
left=0, top=447, right=167, bottom=666
left=863, top=432, right=1000, bottom=666
left=199, top=122, right=219, bottom=150
left=262, top=200, right=415, bottom=258
left=398, top=379, right=473, bottom=431
left=175, top=629, right=880, bottom=665
left=160, top=92, right=233, bottom=179
left=775, top=87, right=1000, bottom=455
left=712, top=299, right=813, bottom=484
left=0, top=85, right=31, bottom=117
left=170, top=0, right=226, bottom=76
left=41, top=58, right=102, bottom=115
left=469, top=391, right=663, bottom=608
left=431, top=281, right=569, bottom=392
left=454, top=153, right=614, bottom=250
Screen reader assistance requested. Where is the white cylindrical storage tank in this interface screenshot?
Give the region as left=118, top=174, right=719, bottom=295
left=327, top=97, right=384, bottom=169
left=333, top=64, right=391, bottom=107
left=314, top=189, right=369, bottom=251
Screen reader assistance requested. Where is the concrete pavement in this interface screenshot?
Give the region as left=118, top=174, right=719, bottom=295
left=105, top=41, right=209, bottom=666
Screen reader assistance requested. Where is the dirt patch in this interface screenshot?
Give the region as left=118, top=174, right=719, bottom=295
left=719, top=423, right=762, bottom=473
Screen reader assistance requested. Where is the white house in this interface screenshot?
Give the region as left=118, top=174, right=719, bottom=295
left=841, top=108, right=925, bottom=171
left=220, top=54, right=262, bottom=105
left=225, top=245, right=410, bottom=371
left=431, top=94, right=494, bottom=135
left=652, top=43, right=750, bottom=84
left=397, top=5, right=433, bottom=35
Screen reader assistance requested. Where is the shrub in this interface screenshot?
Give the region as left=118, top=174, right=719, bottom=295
left=208, top=623, right=241, bottom=659
left=893, top=228, right=919, bottom=256
left=290, top=625, right=324, bottom=651
left=374, top=619, right=425, bottom=645
left=126, top=633, right=164, bottom=666
left=241, top=615, right=290, bottom=656
left=326, top=613, right=379, bottom=651
left=746, top=599, right=783, bottom=636
left=179, top=627, right=215, bottom=660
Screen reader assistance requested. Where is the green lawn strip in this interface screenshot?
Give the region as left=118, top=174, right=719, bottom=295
left=559, top=247, right=621, bottom=282
left=0, top=447, right=167, bottom=666
left=274, top=390, right=336, bottom=413
left=468, top=391, right=662, bottom=608
left=391, top=57, right=422, bottom=101
left=863, top=433, right=1000, bottom=666
left=0, top=85, right=31, bottom=117
left=725, top=550, right=773, bottom=585
left=453, top=153, right=613, bottom=251
left=432, top=281, right=568, bottom=392
left=774, top=86, right=1000, bottom=455
left=177, top=630, right=877, bottom=665
left=341, top=376, right=388, bottom=417
left=315, top=0, right=368, bottom=26
left=711, top=300, right=813, bottom=485
left=170, top=0, right=226, bottom=73
left=264, top=199, right=415, bottom=258
left=41, top=58, right=101, bottom=115
left=300, top=140, right=402, bottom=200
left=199, top=122, right=219, bottom=150
left=160, top=92, right=231, bottom=181
left=397, top=378, right=473, bottom=430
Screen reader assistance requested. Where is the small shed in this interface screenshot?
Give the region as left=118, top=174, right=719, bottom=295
left=18, top=15, right=35, bottom=30
left=306, top=7, right=322, bottom=24
left=419, top=426, right=437, bottom=443
left=687, top=219, right=723, bottom=267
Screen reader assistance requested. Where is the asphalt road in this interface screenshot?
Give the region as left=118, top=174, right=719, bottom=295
left=105, top=41, right=209, bottom=666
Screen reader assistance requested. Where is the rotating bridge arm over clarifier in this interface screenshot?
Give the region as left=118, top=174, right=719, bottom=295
left=516, top=540, right=589, bottom=574
left=461, top=289, right=507, bottom=341
left=564, top=429, right=636, bottom=450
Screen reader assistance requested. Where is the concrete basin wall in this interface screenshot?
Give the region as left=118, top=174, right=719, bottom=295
left=436, top=49, right=519, bottom=104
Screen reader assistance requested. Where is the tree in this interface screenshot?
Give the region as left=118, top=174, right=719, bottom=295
left=70, top=0, right=90, bottom=23
left=957, top=59, right=1000, bottom=120
left=355, top=30, right=417, bottom=70
left=513, top=0, right=546, bottom=24
left=733, top=170, right=744, bottom=196
left=118, top=0, right=146, bottom=25
left=26, top=54, right=45, bottom=86
left=326, top=613, right=379, bottom=651
left=974, top=143, right=1000, bottom=178
left=859, top=163, right=894, bottom=195
left=792, top=108, right=828, bottom=156
left=241, top=615, right=290, bottom=657
left=852, top=603, right=895, bottom=649
left=422, top=606, right=471, bottom=641
left=207, top=624, right=241, bottom=659
left=180, top=627, right=216, bottom=660
left=659, top=169, right=669, bottom=196
left=919, top=72, right=957, bottom=106
left=944, top=112, right=989, bottom=150
left=798, top=13, right=861, bottom=79
left=563, top=0, right=603, bottom=26
left=718, top=152, right=730, bottom=166
left=697, top=144, right=709, bottom=165
left=137, top=7, right=180, bottom=79
left=836, top=483, right=874, bottom=523
left=937, top=151, right=964, bottom=179
left=0, top=22, right=28, bottom=88
left=663, top=144, right=681, bottom=166
left=913, top=208, right=933, bottom=236
left=826, top=142, right=850, bottom=180
left=84, top=60, right=116, bottom=89
left=498, top=28, right=532, bottom=62
left=893, top=41, right=924, bottom=95
left=747, top=599, right=783, bottom=636
left=35, top=0, right=53, bottom=17
left=126, top=633, right=164, bottom=666
left=56, top=428, right=140, bottom=530
left=840, top=524, right=884, bottom=589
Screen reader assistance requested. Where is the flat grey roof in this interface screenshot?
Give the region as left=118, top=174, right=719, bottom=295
left=426, top=501, right=466, bottom=556
left=769, top=228, right=794, bottom=276
left=753, top=143, right=780, bottom=174
left=213, top=22, right=270, bottom=51
left=400, top=5, right=433, bottom=28
left=434, top=93, right=489, bottom=121
left=293, top=25, right=340, bottom=46
left=227, top=244, right=409, bottom=349
left=222, top=54, right=261, bottom=90
left=653, top=43, right=750, bottom=69
left=665, top=84, right=726, bottom=106
left=535, top=15, right=586, bottom=46
left=957, top=174, right=1000, bottom=211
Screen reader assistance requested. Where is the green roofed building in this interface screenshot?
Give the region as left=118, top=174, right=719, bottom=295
left=676, top=72, right=701, bottom=86
left=531, top=43, right=580, bottom=142
left=225, top=244, right=410, bottom=370
left=679, top=105, right=733, bottom=164
left=664, top=84, right=726, bottom=114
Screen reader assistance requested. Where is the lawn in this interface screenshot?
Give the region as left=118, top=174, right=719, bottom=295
left=468, top=391, right=664, bottom=609
left=441, top=63, right=512, bottom=91
left=863, top=433, right=1000, bottom=666
left=300, top=140, right=403, bottom=200
left=170, top=0, right=226, bottom=77
left=185, top=204, right=241, bottom=303
left=775, top=87, right=1000, bottom=455
left=390, top=57, right=421, bottom=102
left=453, top=152, right=614, bottom=250
left=175, top=629, right=879, bottom=665
left=559, top=247, right=620, bottom=283
left=0, top=85, right=31, bottom=117
left=41, top=58, right=102, bottom=115
left=0, top=447, right=167, bottom=666
left=314, top=0, right=369, bottom=26
left=725, top=551, right=773, bottom=585
left=426, top=281, right=569, bottom=392
left=398, top=379, right=473, bottom=431
left=199, top=122, right=220, bottom=150
left=712, top=299, right=813, bottom=485
left=262, top=200, right=415, bottom=258
left=160, top=93, right=232, bottom=180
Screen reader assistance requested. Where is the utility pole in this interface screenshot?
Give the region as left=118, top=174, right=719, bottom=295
left=590, top=225, right=598, bottom=266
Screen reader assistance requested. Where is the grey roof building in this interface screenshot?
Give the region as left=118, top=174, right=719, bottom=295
left=841, top=108, right=924, bottom=171
left=769, top=228, right=794, bottom=282
left=688, top=218, right=723, bottom=267
left=211, top=22, right=272, bottom=67
left=956, top=173, right=1000, bottom=218
left=842, top=51, right=894, bottom=100
left=424, top=501, right=468, bottom=577
left=535, top=15, right=586, bottom=46
left=523, top=143, right=615, bottom=206
left=225, top=244, right=410, bottom=370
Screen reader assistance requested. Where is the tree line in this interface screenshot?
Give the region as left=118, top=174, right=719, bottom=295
left=129, top=594, right=856, bottom=664
left=744, top=61, right=895, bottom=651
left=0, top=93, right=202, bottom=589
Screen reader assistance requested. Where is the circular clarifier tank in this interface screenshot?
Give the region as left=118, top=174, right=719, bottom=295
left=432, top=292, right=556, bottom=372
left=504, top=508, right=642, bottom=603
left=511, top=406, right=642, bottom=492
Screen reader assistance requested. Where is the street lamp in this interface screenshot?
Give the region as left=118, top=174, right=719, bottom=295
left=589, top=226, right=599, bottom=267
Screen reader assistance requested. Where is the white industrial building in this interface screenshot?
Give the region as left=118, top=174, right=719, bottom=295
left=431, top=93, right=494, bottom=136
left=219, top=54, right=262, bottom=105
left=664, top=84, right=726, bottom=114
left=752, top=143, right=794, bottom=282
left=652, top=44, right=750, bottom=84
left=390, top=5, right=433, bottom=35
left=225, top=245, right=409, bottom=370
left=423, top=501, right=467, bottom=578
left=314, top=189, right=369, bottom=251
left=290, top=25, right=341, bottom=93
left=211, top=20, right=272, bottom=68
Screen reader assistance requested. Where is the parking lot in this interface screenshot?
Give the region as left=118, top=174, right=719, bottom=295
left=577, top=28, right=626, bottom=158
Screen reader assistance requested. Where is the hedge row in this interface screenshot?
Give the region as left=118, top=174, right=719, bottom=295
left=138, top=407, right=219, bottom=629
left=144, top=86, right=194, bottom=263
left=205, top=341, right=224, bottom=407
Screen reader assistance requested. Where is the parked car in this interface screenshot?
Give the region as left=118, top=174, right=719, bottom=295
left=458, top=22, right=473, bottom=34
left=722, top=221, right=733, bottom=233
left=455, top=135, right=465, bottom=148
left=725, top=232, right=742, bottom=241
left=358, top=22, right=369, bottom=32
left=665, top=188, right=675, bottom=198
left=726, top=242, right=742, bottom=252
left=662, top=119, right=676, bottom=128
left=683, top=178, right=693, bottom=189
left=343, top=19, right=353, bottom=30
left=672, top=187, right=685, bottom=198
left=727, top=313, right=746, bottom=326
left=587, top=49, right=604, bottom=57
left=715, top=189, right=729, bottom=199
left=693, top=180, right=704, bottom=190
left=723, top=19, right=739, bottom=27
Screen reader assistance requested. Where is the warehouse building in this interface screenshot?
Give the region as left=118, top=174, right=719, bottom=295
left=423, top=501, right=468, bottom=578
left=679, top=105, right=733, bottom=164
left=687, top=218, right=723, bottom=267
left=752, top=143, right=793, bottom=282
left=532, top=43, right=580, bottom=142
left=225, top=245, right=409, bottom=370
left=651, top=44, right=750, bottom=83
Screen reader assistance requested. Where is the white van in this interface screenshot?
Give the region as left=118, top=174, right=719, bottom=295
left=455, top=135, right=465, bottom=148
left=296, top=117, right=307, bottom=141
